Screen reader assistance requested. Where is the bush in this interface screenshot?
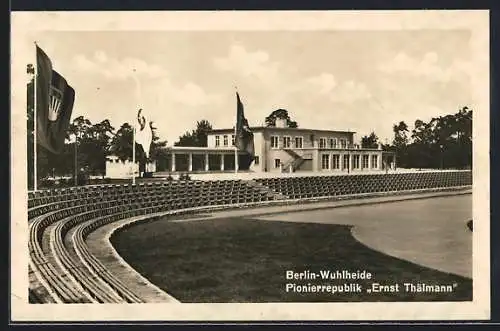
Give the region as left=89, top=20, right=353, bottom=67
left=41, top=179, right=54, bottom=188
left=77, top=173, right=88, bottom=186
left=58, top=178, right=67, bottom=188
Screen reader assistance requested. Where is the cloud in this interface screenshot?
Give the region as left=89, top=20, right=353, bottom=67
left=152, top=79, right=222, bottom=108
left=73, top=51, right=169, bottom=80
left=378, top=51, right=471, bottom=82
left=303, top=73, right=371, bottom=103
left=306, top=73, right=337, bottom=94
left=329, top=80, right=372, bottom=103
left=213, top=44, right=280, bottom=83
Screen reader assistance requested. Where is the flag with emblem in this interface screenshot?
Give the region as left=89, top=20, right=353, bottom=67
left=234, top=92, right=255, bottom=170
left=234, top=92, right=255, bottom=157
left=36, top=45, right=75, bottom=154
left=135, top=108, right=153, bottom=159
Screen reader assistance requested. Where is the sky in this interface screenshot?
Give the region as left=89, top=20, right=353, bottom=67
left=29, top=29, right=473, bottom=145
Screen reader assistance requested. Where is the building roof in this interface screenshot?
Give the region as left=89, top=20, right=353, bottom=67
left=209, top=126, right=356, bottom=135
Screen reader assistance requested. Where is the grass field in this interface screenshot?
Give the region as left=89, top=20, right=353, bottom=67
left=111, top=197, right=472, bottom=303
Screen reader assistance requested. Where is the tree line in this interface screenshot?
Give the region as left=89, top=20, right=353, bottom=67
left=360, top=106, right=472, bottom=169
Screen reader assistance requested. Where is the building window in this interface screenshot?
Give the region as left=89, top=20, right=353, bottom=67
left=283, top=136, right=291, bottom=148
left=321, top=154, right=330, bottom=170
left=274, top=159, right=281, bottom=168
left=329, top=138, right=336, bottom=149
left=319, top=138, right=327, bottom=148
left=254, top=156, right=260, bottom=165
left=371, top=155, right=378, bottom=169
left=343, top=154, right=350, bottom=170
left=340, top=139, right=347, bottom=149
left=215, top=135, right=220, bottom=147
left=353, top=155, right=360, bottom=169
left=231, top=134, right=235, bottom=146
left=295, top=136, right=303, bottom=148
left=362, top=155, right=369, bottom=169
left=332, top=154, right=340, bottom=169
left=271, top=136, right=279, bottom=149
left=223, top=135, right=228, bottom=146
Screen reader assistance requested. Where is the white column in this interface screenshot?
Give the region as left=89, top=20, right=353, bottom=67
left=312, top=149, right=319, bottom=172
left=220, top=154, right=225, bottom=171
left=205, top=153, right=209, bottom=171
left=188, top=153, right=193, bottom=172
left=350, top=154, right=354, bottom=171
left=171, top=153, right=176, bottom=172
left=235, top=149, right=239, bottom=172
left=378, top=153, right=383, bottom=170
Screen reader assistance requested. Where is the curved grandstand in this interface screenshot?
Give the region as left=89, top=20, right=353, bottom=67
left=28, top=170, right=472, bottom=303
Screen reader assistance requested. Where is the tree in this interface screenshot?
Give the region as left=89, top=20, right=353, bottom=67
left=194, top=120, right=213, bottom=147
left=391, top=121, right=410, bottom=168
left=109, top=123, right=138, bottom=162
left=360, top=132, right=379, bottom=149
left=84, top=119, right=115, bottom=176
left=265, top=109, right=298, bottom=128
left=149, top=125, right=169, bottom=171
left=174, top=130, right=197, bottom=147
left=392, top=121, right=409, bottom=148
left=388, top=107, right=473, bottom=169
left=174, top=120, right=213, bottom=147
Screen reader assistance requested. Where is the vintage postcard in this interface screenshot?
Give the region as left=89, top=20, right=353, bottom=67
left=10, top=10, right=490, bottom=322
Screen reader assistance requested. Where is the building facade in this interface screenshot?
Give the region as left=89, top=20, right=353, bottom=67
left=207, top=118, right=394, bottom=173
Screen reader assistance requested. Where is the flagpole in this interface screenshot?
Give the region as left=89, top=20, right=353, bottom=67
left=132, top=126, right=136, bottom=185
left=234, top=86, right=239, bottom=174
left=234, top=125, right=238, bottom=173
left=33, top=42, right=38, bottom=191
left=74, top=132, right=78, bottom=186
left=131, top=69, right=140, bottom=185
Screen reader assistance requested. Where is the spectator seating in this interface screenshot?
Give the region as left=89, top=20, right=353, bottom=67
left=28, top=171, right=471, bottom=303
left=28, top=180, right=274, bottom=303
left=255, top=171, right=471, bottom=200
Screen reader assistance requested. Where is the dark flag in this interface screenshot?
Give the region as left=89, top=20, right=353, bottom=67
left=235, top=92, right=255, bottom=164
left=36, top=46, right=75, bottom=154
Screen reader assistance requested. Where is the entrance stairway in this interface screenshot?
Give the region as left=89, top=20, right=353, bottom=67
left=283, top=149, right=312, bottom=172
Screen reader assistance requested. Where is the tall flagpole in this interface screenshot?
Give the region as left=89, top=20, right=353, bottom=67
left=74, top=133, right=78, bottom=186
left=234, top=125, right=238, bottom=173
left=234, top=86, right=239, bottom=173
left=132, top=126, right=136, bottom=184
left=131, top=69, right=142, bottom=185
left=33, top=42, right=38, bottom=191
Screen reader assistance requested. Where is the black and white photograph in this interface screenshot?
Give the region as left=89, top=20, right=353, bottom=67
left=10, top=10, right=490, bottom=321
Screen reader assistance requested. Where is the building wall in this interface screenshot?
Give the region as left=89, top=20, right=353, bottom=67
left=316, top=151, right=383, bottom=172
left=249, top=131, right=264, bottom=172
left=207, top=128, right=386, bottom=173
left=208, top=132, right=235, bottom=149
left=208, top=129, right=355, bottom=150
